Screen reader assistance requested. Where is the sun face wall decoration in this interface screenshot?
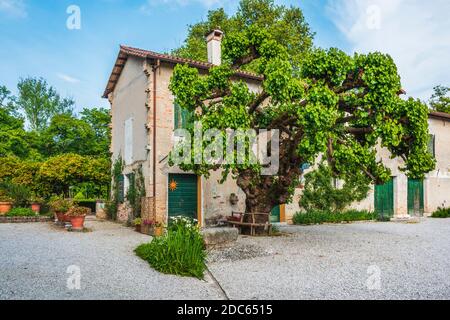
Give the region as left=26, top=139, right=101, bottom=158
left=169, top=179, right=178, bottom=191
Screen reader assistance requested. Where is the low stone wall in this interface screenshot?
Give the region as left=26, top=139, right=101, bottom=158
left=0, top=216, right=52, bottom=223
left=201, top=227, right=239, bottom=247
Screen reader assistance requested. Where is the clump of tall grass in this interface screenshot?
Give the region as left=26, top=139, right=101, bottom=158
left=135, top=216, right=206, bottom=279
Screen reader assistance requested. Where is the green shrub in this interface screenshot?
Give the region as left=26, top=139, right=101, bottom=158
left=293, top=209, right=376, bottom=225
left=6, top=207, right=36, bottom=217
left=431, top=207, right=450, bottom=218
left=300, top=164, right=371, bottom=212
left=135, top=217, right=206, bottom=279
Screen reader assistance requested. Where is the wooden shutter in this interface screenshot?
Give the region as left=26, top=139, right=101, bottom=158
left=117, top=174, right=125, bottom=203
left=174, top=103, right=192, bottom=129
left=427, top=134, right=435, bottom=157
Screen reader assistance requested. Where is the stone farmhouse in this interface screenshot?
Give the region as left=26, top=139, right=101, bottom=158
left=103, top=30, right=450, bottom=226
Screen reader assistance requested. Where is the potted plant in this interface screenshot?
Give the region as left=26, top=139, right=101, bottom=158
left=66, top=206, right=91, bottom=230
left=0, top=195, right=13, bottom=215
left=49, top=197, right=73, bottom=222
left=30, top=195, right=44, bottom=214
left=142, top=219, right=155, bottom=235
left=133, top=218, right=142, bottom=233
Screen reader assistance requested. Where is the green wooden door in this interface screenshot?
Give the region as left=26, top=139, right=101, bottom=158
left=375, top=178, right=394, bottom=218
left=408, top=179, right=424, bottom=217
left=270, top=205, right=280, bottom=223
left=168, top=174, right=197, bottom=220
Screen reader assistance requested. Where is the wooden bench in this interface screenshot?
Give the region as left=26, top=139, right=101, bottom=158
left=227, top=211, right=272, bottom=236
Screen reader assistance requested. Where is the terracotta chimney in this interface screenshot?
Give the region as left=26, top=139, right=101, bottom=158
left=206, top=29, right=223, bottom=65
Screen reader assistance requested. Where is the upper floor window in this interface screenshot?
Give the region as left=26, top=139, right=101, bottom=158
left=174, top=103, right=193, bottom=130
left=427, top=134, right=435, bottom=157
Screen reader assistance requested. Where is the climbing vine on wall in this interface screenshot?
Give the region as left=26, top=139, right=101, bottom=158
left=106, top=156, right=124, bottom=220
left=126, top=164, right=146, bottom=220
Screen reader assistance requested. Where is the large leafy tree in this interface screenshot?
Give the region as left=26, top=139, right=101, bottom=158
left=172, top=0, right=314, bottom=72
left=80, top=107, right=111, bottom=154
left=0, top=87, right=30, bottom=158
left=16, top=77, right=74, bottom=131
left=0, top=107, right=30, bottom=158
left=40, top=114, right=97, bottom=156
left=429, top=85, right=450, bottom=113
left=170, top=20, right=435, bottom=214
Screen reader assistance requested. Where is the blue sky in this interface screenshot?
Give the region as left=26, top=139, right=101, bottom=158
left=0, top=0, right=448, bottom=112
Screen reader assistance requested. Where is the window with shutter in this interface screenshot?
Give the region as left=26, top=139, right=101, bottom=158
left=118, top=174, right=125, bottom=203
left=427, top=134, right=435, bottom=157
left=174, top=103, right=193, bottom=130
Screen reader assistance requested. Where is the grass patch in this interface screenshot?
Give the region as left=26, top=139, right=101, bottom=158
left=431, top=207, right=450, bottom=218
left=135, top=217, right=206, bottom=279
left=6, top=207, right=36, bottom=217
left=293, top=209, right=377, bottom=225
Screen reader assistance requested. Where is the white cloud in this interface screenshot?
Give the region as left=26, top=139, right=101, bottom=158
left=0, top=0, right=26, bottom=18
left=140, top=0, right=226, bottom=14
left=57, top=73, right=81, bottom=84
left=326, top=0, right=450, bottom=100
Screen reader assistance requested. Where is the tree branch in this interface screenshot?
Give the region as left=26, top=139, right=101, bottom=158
left=248, top=91, right=269, bottom=113
left=345, top=127, right=374, bottom=134
left=232, top=46, right=260, bottom=70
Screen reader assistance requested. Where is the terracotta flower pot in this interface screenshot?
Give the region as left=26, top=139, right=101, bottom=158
left=135, top=224, right=141, bottom=233
left=153, top=226, right=164, bottom=237
left=69, top=215, right=86, bottom=230
left=31, top=203, right=41, bottom=214
left=0, top=202, right=12, bottom=215
left=55, top=212, right=67, bottom=222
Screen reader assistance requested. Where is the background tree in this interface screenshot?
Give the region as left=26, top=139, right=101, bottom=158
left=170, top=16, right=435, bottom=216
left=0, top=85, right=20, bottom=117
left=0, top=80, right=112, bottom=200
left=40, top=114, right=97, bottom=156
left=80, top=107, right=111, bottom=154
left=0, top=106, right=29, bottom=158
left=16, top=77, right=74, bottom=131
left=172, top=0, right=314, bottom=72
left=429, top=85, right=450, bottom=113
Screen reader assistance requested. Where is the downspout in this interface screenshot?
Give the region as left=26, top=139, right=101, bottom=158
left=152, top=59, right=160, bottom=216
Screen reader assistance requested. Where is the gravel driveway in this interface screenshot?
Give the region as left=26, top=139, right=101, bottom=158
left=0, top=219, right=223, bottom=300
left=1, top=218, right=449, bottom=300
left=208, top=219, right=450, bottom=300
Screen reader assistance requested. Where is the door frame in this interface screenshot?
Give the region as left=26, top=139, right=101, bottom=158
left=166, top=173, right=202, bottom=226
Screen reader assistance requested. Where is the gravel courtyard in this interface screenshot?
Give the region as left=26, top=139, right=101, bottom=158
left=1, top=218, right=449, bottom=300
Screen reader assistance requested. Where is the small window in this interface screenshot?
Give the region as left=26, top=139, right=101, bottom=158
left=174, top=103, right=193, bottom=130
left=427, top=134, right=435, bottom=157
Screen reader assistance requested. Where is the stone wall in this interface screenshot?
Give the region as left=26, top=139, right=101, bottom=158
left=0, top=216, right=51, bottom=223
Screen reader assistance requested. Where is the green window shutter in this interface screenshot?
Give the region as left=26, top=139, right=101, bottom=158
left=427, top=134, right=435, bottom=157
left=117, top=174, right=125, bottom=203
left=174, top=102, right=193, bottom=130
left=174, top=103, right=181, bottom=130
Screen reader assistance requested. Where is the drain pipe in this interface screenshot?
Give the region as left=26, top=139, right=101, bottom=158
left=152, top=59, right=160, bottom=216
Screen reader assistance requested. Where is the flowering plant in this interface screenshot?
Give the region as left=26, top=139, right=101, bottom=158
left=168, top=216, right=198, bottom=232
left=66, top=206, right=91, bottom=217
left=143, top=219, right=154, bottom=226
